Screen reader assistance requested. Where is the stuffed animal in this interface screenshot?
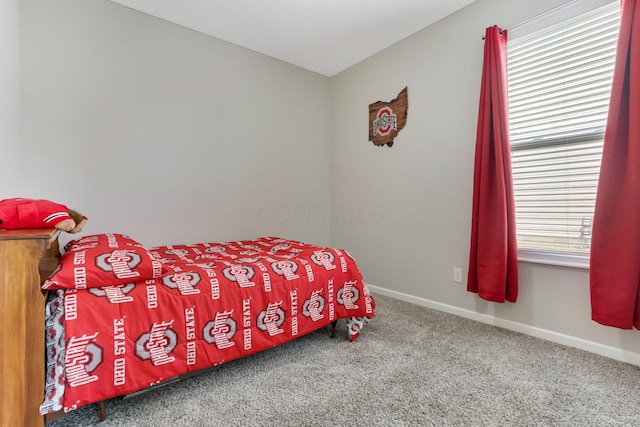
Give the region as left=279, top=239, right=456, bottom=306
left=0, top=198, right=87, bottom=233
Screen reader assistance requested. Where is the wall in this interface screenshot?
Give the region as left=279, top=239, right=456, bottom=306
left=18, top=0, right=639, bottom=364
left=20, top=0, right=331, bottom=248
left=0, top=0, right=21, bottom=195
left=330, top=0, right=640, bottom=364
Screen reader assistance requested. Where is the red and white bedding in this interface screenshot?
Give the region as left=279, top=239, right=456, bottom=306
left=39, top=234, right=375, bottom=414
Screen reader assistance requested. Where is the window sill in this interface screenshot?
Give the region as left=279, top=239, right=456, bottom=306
left=517, top=249, right=590, bottom=269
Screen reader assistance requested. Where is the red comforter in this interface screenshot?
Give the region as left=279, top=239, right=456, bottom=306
left=41, top=237, right=375, bottom=413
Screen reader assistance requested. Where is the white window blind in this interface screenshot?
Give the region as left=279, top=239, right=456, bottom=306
left=507, top=1, right=620, bottom=256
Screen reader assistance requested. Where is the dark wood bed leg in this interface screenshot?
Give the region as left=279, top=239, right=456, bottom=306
left=44, top=410, right=66, bottom=424
left=330, top=320, right=338, bottom=338
left=98, top=401, right=107, bottom=422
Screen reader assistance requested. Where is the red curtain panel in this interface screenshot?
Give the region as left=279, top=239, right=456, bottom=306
left=590, top=0, right=640, bottom=329
left=467, top=25, right=519, bottom=303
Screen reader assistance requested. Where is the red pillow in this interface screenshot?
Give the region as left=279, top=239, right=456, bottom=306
left=0, top=198, right=74, bottom=230
left=42, top=233, right=164, bottom=290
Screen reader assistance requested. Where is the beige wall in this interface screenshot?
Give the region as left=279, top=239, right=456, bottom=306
left=20, top=0, right=331, bottom=248
left=1, top=0, right=21, bottom=194
left=16, top=0, right=640, bottom=363
left=330, top=0, right=640, bottom=363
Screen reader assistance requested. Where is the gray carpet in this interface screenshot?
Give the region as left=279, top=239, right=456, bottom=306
left=49, top=293, right=640, bottom=426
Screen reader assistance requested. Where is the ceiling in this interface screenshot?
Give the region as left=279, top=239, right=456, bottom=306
left=108, top=0, right=478, bottom=77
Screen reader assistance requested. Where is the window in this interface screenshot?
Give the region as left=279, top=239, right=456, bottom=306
left=507, top=0, right=620, bottom=267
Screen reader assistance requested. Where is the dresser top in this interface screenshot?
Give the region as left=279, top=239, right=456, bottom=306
left=0, top=229, right=60, bottom=241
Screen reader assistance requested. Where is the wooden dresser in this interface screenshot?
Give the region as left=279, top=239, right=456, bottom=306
left=0, top=229, right=60, bottom=427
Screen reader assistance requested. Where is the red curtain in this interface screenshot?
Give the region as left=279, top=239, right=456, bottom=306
left=590, top=0, right=640, bottom=329
left=467, top=25, right=518, bottom=303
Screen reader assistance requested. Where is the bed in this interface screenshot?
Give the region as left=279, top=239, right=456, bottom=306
left=37, top=233, right=375, bottom=421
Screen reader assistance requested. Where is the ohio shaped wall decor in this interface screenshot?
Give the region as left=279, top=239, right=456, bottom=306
left=368, top=86, right=408, bottom=147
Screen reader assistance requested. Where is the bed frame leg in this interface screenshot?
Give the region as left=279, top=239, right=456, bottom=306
left=98, top=401, right=107, bottom=422
left=330, top=320, right=338, bottom=338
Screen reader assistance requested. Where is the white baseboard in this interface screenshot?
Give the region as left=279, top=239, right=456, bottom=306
left=368, top=284, right=640, bottom=367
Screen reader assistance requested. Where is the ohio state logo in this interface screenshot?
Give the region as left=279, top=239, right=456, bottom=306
left=337, top=281, right=360, bottom=309
left=164, top=248, right=190, bottom=257
left=203, top=310, right=237, bottom=349
left=205, top=246, right=227, bottom=253
left=162, top=272, right=201, bottom=295
left=311, top=251, right=336, bottom=270
left=269, top=243, right=291, bottom=253
left=257, top=301, right=285, bottom=336
left=240, top=250, right=260, bottom=256
left=95, top=250, right=141, bottom=280
left=66, top=332, right=103, bottom=388
left=88, top=283, right=135, bottom=303
left=223, top=264, right=256, bottom=287
left=271, top=260, right=299, bottom=280
left=302, top=290, right=325, bottom=322
left=135, top=321, right=177, bottom=366
left=373, top=107, right=398, bottom=136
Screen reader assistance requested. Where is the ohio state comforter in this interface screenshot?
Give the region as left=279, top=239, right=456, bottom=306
left=40, top=235, right=375, bottom=414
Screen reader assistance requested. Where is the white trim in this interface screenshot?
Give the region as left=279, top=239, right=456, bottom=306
left=508, top=0, right=616, bottom=40
left=517, top=249, right=590, bottom=269
left=367, top=284, right=640, bottom=367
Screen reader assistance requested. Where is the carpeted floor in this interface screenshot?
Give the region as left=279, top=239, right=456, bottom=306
left=49, top=293, right=640, bottom=426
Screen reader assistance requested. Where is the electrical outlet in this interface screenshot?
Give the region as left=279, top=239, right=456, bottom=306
left=453, top=267, right=463, bottom=283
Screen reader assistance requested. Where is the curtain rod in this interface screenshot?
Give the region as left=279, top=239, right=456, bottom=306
left=481, top=28, right=504, bottom=40
left=483, top=0, right=615, bottom=41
